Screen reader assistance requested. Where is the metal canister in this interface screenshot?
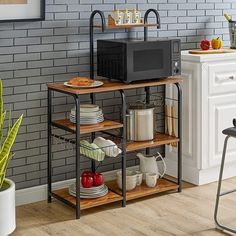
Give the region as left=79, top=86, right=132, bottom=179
left=127, top=102, right=155, bottom=141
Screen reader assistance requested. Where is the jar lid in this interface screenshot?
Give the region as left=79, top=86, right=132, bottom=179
left=129, top=101, right=155, bottom=110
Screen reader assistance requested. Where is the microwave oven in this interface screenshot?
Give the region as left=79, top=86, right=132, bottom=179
left=97, top=38, right=181, bottom=83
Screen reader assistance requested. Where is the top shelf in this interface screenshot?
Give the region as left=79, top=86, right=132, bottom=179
left=47, top=77, right=183, bottom=95
left=94, top=23, right=160, bottom=29
left=94, top=14, right=160, bottom=30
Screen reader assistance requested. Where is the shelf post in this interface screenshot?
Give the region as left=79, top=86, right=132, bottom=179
left=74, top=95, right=81, bottom=219
left=120, top=90, right=127, bottom=207
left=145, top=87, right=151, bottom=155
left=90, top=93, right=96, bottom=173
left=175, top=83, right=182, bottom=192
left=47, top=88, right=52, bottom=203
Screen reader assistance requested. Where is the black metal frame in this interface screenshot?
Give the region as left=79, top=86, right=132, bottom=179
left=214, top=121, right=236, bottom=233
left=0, top=0, right=45, bottom=23
left=47, top=88, right=127, bottom=219
left=144, top=9, right=160, bottom=41
left=47, top=8, right=182, bottom=219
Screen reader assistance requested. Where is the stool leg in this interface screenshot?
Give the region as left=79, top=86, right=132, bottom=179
left=214, top=135, right=236, bottom=233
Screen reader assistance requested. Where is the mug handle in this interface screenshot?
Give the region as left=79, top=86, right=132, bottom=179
left=155, top=152, right=167, bottom=178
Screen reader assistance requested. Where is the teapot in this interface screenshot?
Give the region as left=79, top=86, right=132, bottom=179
left=137, top=152, right=166, bottom=179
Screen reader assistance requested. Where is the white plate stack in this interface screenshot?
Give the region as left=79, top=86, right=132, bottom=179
left=70, top=104, right=104, bottom=125
left=69, top=183, right=109, bottom=199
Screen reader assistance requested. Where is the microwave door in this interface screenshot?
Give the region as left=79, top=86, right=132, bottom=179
left=127, top=42, right=171, bottom=81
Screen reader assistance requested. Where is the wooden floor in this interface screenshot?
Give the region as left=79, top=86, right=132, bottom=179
left=13, top=178, right=236, bottom=236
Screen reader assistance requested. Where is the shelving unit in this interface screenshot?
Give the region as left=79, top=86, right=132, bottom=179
left=47, top=8, right=183, bottom=219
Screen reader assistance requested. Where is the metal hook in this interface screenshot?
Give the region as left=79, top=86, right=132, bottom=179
left=90, top=10, right=106, bottom=79
left=144, top=9, right=160, bottom=41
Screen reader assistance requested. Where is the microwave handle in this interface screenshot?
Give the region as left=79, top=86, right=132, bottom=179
left=144, top=9, right=160, bottom=41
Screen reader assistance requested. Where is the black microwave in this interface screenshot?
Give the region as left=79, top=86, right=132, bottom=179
left=97, top=38, right=181, bottom=83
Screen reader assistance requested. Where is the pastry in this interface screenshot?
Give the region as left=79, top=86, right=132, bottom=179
left=68, top=77, right=93, bottom=86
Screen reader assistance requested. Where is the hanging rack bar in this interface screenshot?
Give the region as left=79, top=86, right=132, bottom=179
left=90, top=10, right=106, bottom=79
left=144, top=9, right=160, bottom=41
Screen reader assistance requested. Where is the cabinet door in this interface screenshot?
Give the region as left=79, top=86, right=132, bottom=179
left=208, top=95, right=236, bottom=167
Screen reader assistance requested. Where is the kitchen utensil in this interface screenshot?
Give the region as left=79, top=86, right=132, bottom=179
left=228, top=21, right=236, bottom=49
left=171, top=106, right=177, bottom=147
left=137, top=152, right=166, bottom=179
left=165, top=104, right=170, bottom=135
left=224, top=13, right=232, bottom=22
left=145, top=173, right=158, bottom=187
left=127, top=101, right=155, bottom=141
left=116, top=170, right=137, bottom=191
left=64, top=80, right=104, bottom=89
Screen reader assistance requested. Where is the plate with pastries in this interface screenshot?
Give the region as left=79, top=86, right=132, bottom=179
left=64, top=77, right=104, bottom=89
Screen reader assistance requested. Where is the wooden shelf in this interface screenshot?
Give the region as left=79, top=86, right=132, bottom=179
left=94, top=23, right=160, bottom=29
left=126, top=133, right=179, bottom=152
left=107, top=179, right=179, bottom=201
left=52, top=119, right=123, bottom=134
left=52, top=188, right=122, bottom=210
left=47, top=77, right=183, bottom=95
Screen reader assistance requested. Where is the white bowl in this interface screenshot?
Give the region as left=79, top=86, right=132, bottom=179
left=116, top=170, right=137, bottom=191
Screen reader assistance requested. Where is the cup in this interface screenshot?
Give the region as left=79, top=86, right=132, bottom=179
left=135, top=171, right=143, bottom=186
left=132, top=9, right=141, bottom=24
left=123, top=10, right=132, bottom=24
left=112, top=10, right=124, bottom=25
left=145, top=173, right=157, bottom=188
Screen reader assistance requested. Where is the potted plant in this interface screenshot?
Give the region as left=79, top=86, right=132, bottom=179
left=0, top=80, right=23, bottom=236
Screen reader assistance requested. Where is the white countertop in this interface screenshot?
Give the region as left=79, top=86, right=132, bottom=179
left=181, top=50, right=236, bottom=63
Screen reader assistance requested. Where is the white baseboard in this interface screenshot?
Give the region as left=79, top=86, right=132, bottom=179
left=15, top=166, right=139, bottom=207
left=165, top=158, right=236, bottom=185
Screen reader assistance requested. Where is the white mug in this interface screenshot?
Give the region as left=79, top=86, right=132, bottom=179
left=145, top=173, right=157, bottom=188
left=135, top=171, right=143, bottom=186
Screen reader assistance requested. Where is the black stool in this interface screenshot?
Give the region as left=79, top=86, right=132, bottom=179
left=214, top=119, right=236, bottom=234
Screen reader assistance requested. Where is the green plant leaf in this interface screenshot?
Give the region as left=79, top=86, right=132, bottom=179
left=0, top=111, right=6, bottom=147
left=0, top=154, right=10, bottom=188
left=0, top=115, right=23, bottom=163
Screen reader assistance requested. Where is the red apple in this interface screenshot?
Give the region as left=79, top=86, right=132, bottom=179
left=81, top=171, right=93, bottom=177
left=93, top=172, right=104, bottom=186
left=81, top=175, right=93, bottom=188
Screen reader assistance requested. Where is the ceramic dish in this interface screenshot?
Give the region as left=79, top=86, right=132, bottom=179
left=69, top=183, right=108, bottom=198
left=72, top=104, right=100, bottom=113
left=64, top=81, right=104, bottom=89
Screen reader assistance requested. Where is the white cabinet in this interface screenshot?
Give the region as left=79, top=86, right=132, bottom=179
left=166, top=51, right=236, bottom=185
left=208, top=95, right=236, bottom=167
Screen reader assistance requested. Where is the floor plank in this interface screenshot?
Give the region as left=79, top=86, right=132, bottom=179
left=13, top=178, right=236, bottom=236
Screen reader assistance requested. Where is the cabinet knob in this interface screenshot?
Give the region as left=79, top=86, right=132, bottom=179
left=229, top=75, right=235, bottom=80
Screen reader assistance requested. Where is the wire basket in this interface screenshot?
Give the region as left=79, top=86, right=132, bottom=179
left=80, top=140, right=122, bottom=161
left=229, top=21, right=236, bottom=49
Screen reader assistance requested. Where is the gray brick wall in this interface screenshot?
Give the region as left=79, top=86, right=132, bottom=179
left=1, top=0, right=234, bottom=189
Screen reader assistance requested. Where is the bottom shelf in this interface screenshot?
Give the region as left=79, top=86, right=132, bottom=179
left=52, top=178, right=179, bottom=211
left=52, top=188, right=122, bottom=210
left=107, top=178, right=179, bottom=201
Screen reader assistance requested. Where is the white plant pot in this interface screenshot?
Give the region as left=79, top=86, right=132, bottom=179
left=0, top=179, right=16, bottom=236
